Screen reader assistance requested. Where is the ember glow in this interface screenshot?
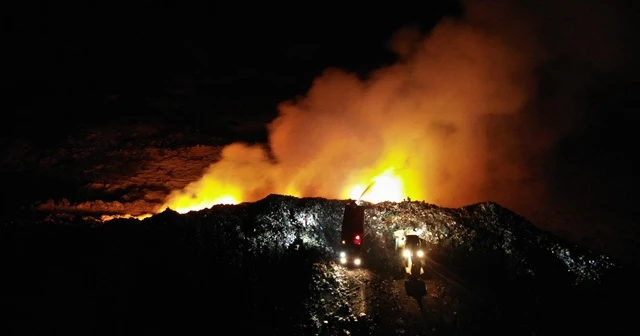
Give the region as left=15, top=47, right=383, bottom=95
left=101, top=213, right=153, bottom=222
left=162, top=195, right=238, bottom=214
left=160, top=166, right=409, bottom=215
left=156, top=167, right=406, bottom=215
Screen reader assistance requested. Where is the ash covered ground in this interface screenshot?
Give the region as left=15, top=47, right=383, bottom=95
left=3, top=194, right=639, bottom=335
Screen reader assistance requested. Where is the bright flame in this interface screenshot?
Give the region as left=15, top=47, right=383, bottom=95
left=162, top=194, right=239, bottom=214
left=347, top=169, right=406, bottom=203
left=108, top=0, right=559, bottom=221
left=100, top=213, right=153, bottom=222
left=148, top=143, right=280, bottom=216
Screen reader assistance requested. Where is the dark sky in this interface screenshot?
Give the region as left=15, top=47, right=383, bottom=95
left=3, top=1, right=462, bottom=133
left=2, top=0, right=639, bottom=221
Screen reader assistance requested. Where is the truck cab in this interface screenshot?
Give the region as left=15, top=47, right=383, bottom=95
left=338, top=201, right=366, bottom=267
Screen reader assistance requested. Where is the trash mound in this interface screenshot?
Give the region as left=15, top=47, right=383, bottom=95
left=2, top=194, right=633, bottom=335
left=361, top=200, right=617, bottom=285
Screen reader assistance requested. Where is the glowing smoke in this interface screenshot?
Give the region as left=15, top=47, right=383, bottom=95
left=163, top=0, right=638, bottom=217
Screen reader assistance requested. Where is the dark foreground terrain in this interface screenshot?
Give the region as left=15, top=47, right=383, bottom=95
left=3, top=195, right=638, bottom=335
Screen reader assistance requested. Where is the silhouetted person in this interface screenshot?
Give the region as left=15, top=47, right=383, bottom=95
left=288, top=236, right=306, bottom=268
left=290, top=236, right=305, bottom=252
left=404, top=277, right=427, bottom=310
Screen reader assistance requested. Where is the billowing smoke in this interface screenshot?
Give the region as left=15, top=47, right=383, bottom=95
left=165, top=0, right=638, bottom=219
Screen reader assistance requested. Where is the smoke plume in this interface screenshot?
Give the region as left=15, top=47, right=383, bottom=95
left=165, top=0, right=638, bottom=219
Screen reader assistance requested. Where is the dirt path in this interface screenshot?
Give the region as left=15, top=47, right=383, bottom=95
left=343, top=268, right=448, bottom=336
left=337, top=253, right=482, bottom=336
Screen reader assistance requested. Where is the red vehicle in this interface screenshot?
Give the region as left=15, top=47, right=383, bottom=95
left=338, top=201, right=366, bottom=267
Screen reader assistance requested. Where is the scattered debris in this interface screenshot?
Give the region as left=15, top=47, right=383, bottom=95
left=2, top=194, right=632, bottom=335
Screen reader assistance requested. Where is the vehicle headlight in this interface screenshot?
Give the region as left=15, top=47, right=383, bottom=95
left=403, top=249, right=411, bottom=258
left=416, top=250, right=424, bottom=257
left=339, top=251, right=346, bottom=258
left=340, top=257, right=347, bottom=264
left=354, top=258, right=361, bottom=266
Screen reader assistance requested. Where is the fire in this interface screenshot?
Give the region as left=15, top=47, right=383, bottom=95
left=162, top=194, right=239, bottom=214
left=152, top=166, right=411, bottom=218
left=100, top=213, right=153, bottom=221
left=154, top=167, right=409, bottom=217
left=101, top=1, right=550, bottom=221
left=152, top=143, right=274, bottom=215
left=347, top=169, right=405, bottom=203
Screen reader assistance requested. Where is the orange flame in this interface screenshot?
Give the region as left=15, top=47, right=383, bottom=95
left=100, top=213, right=153, bottom=222
left=162, top=193, right=240, bottom=214
left=106, top=0, right=553, bottom=221
left=144, top=141, right=426, bottom=216
left=347, top=169, right=405, bottom=203
left=155, top=166, right=414, bottom=217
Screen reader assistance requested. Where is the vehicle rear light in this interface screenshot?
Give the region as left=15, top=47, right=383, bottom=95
left=354, top=234, right=361, bottom=245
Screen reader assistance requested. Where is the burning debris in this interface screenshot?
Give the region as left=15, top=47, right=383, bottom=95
left=4, top=194, right=632, bottom=335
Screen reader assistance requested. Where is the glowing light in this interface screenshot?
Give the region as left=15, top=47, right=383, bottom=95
left=417, top=250, right=424, bottom=257
left=113, top=162, right=422, bottom=221
left=100, top=213, right=153, bottom=222
left=354, top=258, right=361, bottom=266
left=164, top=194, right=239, bottom=214
left=347, top=169, right=406, bottom=204
left=349, top=185, right=367, bottom=200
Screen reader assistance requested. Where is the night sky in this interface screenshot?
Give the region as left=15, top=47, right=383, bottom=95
left=2, top=0, right=639, bottom=246
left=4, top=2, right=461, bottom=134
